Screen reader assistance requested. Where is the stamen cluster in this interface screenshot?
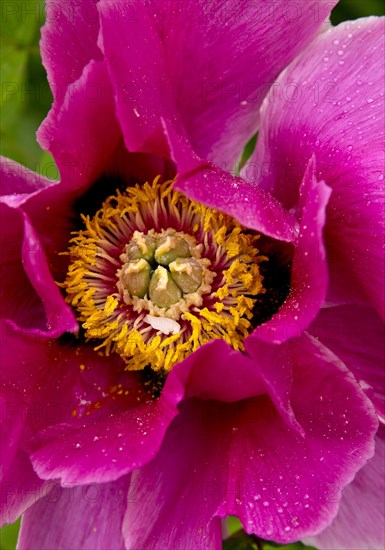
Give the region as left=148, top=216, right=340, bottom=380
left=63, top=178, right=266, bottom=371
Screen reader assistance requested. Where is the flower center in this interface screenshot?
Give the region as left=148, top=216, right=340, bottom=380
left=63, top=177, right=266, bottom=372
left=117, top=229, right=215, bottom=318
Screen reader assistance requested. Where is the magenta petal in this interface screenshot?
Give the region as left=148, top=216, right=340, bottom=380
left=0, top=201, right=76, bottom=335
left=29, top=396, right=179, bottom=485
left=2, top=324, right=181, bottom=485
left=40, top=0, right=102, bottom=106
left=305, top=428, right=385, bottom=550
left=0, top=157, right=52, bottom=200
left=17, top=477, right=129, bottom=550
left=244, top=336, right=302, bottom=436
left=1, top=159, right=65, bottom=333
left=247, top=17, right=385, bottom=317
left=1, top=205, right=45, bottom=331
left=98, top=0, right=337, bottom=165
left=164, top=122, right=298, bottom=242
left=122, top=400, right=224, bottom=550
left=167, top=336, right=299, bottom=434
left=252, top=158, right=331, bottom=343
left=29, top=352, right=185, bottom=484
left=325, top=251, right=369, bottom=307
left=122, top=334, right=377, bottom=546
left=0, top=389, right=49, bottom=525
left=168, top=339, right=265, bottom=403
left=0, top=450, right=48, bottom=526
left=310, top=304, right=385, bottom=421
left=1, top=158, right=77, bottom=336
left=21, top=215, right=76, bottom=333
left=38, top=60, right=122, bottom=189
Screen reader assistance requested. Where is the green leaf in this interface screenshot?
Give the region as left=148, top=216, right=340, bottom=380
left=237, top=133, right=258, bottom=174
left=1, top=0, right=45, bottom=47
left=0, top=46, right=28, bottom=125
left=0, top=0, right=52, bottom=169
left=223, top=530, right=261, bottom=550
left=223, top=530, right=317, bottom=550
left=0, top=519, right=20, bottom=550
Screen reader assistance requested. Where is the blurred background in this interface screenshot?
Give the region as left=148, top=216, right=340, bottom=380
left=1, top=0, right=384, bottom=548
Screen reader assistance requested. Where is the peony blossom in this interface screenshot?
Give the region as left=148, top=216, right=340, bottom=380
left=1, top=1, right=384, bottom=549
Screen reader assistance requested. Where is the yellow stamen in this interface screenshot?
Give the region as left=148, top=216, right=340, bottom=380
left=62, top=177, right=265, bottom=372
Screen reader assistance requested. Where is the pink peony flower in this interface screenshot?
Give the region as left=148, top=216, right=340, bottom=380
left=0, top=1, right=383, bottom=549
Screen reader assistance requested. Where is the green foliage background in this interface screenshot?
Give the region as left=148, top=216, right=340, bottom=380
left=0, top=0, right=384, bottom=548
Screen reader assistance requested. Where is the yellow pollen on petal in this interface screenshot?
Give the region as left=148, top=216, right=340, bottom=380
left=62, top=177, right=266, bottom=372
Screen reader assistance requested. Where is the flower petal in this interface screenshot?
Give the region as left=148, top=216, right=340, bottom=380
left=246, top=17, right=385, bottom=318
left=305, top=428, right=385, bottom=550
left=40, top=0, right=102, bottom=106
left=310, top=304, right=385, bottom=421
left=37, top=60, right=122, bottom=190
left=0, top=452, right=51, bottom=526
left=0, top=157, right=52, bottom=200
left=251, top=157, right=331, bottom=343
left=0, top=201, right=76, bottom=336
left=167, top=339, right=265, bottom=403
left=28, top=347, right=183, bottom=484
left=0, top=449, right=49, bottom=526
left=0, top=388, right=50, bottom=525
left=29, top=395, right=180, bottom=485
left=2, top=321, right=180, bottom=486
left=163, top=121, right=298, bottom=242
left=122, top=334, right=377, bottom=546
left=98, top=0, right=337, bottom=166
left=17, top=477, right=129, bottom=550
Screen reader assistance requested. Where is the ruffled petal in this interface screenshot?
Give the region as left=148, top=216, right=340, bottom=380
left=29, top=391, right=180, bottom=485
left=1, top=157, right=78, bottom=335
left=37, top=60, right=122, bottom=190
left=305, top=428, right=385, bottom=550
left=17, top=477, right=129, bottom=550
left=0, top=388, right=49, bottom=525
left=168, top=339, right=265, bottom=403
left=0, top=157, right=52, bottom=199
left=122, top=334, right=377, bottom=547
left=0, top=202, right=76, bottom=335
left=0, top=448, right=49, bottom=526
left=251, top=157, right=331, bottom=344
left=164, top=122, right=298, bottom=242
left=98, top=0, right=337, bottom=165
left=40, top=0, right=102, bottom=106
left=246, top=17, right=385, bottom=317
left=2, top=319, right=181, bottom=487
left=28, top=347, right=183, bottom=485
left=310, top=304, right=385, bottom=421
